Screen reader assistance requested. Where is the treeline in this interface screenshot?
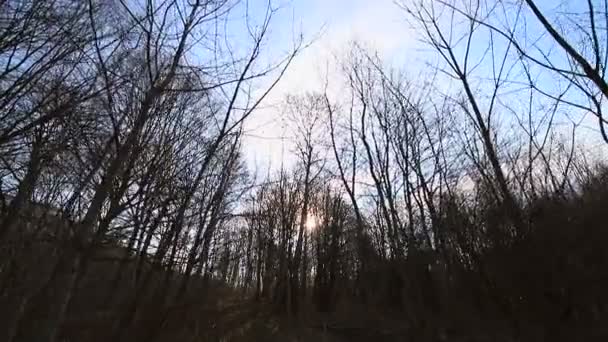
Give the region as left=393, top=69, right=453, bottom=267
left=0, top=0, right=298, bottom=341
left=1, top=0, right=608, bottom=341
left=223, top=49, right=608, bottom=340
left=217, top=0, right=608, bottom=340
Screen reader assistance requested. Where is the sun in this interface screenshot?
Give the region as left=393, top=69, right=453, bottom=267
left=305, top=214, right=318, bottom=231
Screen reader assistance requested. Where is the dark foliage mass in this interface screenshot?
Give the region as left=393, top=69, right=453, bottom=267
left=1, top=0, right=608, bottom=341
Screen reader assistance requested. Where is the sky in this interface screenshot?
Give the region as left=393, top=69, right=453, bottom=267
left=240, top=0, right=415, bottom=172
left=237, top=0, right=608, bottom=174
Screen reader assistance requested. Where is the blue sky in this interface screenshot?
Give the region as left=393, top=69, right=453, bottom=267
left=237, top=0, right=608, bottom=173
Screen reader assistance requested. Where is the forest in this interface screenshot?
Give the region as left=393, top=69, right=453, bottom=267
left=1, top=0, right=608, bottom=341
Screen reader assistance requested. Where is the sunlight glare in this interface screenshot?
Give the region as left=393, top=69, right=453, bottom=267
left=305, top=214, right=317, bottom=231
